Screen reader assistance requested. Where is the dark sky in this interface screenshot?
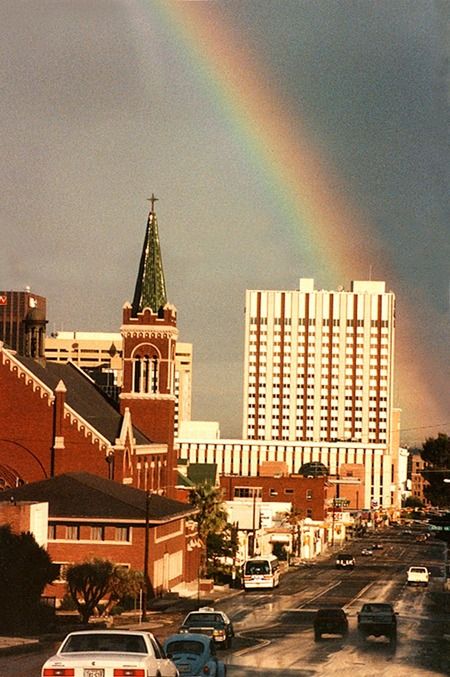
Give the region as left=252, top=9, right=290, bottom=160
left=1, top=1, right=448, bottom=445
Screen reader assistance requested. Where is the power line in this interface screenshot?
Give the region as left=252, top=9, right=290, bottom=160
left=400, top=423, right=449, bottom=433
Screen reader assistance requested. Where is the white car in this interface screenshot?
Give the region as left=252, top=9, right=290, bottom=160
left=41, top=629, right=179, bottom=677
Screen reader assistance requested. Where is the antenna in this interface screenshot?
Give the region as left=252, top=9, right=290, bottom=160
left=369, top=265, right=373, bottom=281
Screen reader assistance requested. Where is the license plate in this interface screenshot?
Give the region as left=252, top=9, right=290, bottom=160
left=84, top=669, right=104, bottom=677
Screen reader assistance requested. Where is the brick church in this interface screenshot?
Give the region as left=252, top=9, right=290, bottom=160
left=0, top=197, right=202, bottom=595
left=0, top=195, right=178, bottom=495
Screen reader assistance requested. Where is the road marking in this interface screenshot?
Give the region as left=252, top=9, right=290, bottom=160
left=297, top=580, right=342, bottom=608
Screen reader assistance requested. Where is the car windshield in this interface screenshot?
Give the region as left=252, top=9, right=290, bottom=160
left=166, top=640, right=204, bottom=656
left=245, top=560, right=270, bottom=574
left=362, top=604, right=392, bottom=613
left=61, top=634, right=147, bottom=654
left=185, top=614, right=223, bottom=626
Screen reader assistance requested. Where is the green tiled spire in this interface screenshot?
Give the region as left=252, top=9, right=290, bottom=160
left=131, top=194, right=168, bottom=316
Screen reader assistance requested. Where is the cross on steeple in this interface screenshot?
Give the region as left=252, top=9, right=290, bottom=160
left=148, top=192, right=158, bottom=213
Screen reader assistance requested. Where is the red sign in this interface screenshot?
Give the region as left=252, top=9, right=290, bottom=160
left=0, top=296, right=7, bottom=305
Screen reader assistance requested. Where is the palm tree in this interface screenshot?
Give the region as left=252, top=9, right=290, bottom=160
left=189, top=483, right=229, bottom=577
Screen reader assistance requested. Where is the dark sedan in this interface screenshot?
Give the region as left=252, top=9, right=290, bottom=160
left=314, top=608, right=349, bottom=641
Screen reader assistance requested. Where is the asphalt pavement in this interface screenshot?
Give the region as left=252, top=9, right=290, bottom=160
left=0, top=582, right=241, bottom=656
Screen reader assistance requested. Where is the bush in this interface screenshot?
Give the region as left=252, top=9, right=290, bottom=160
left=59, top=594, right=78, bottom=611
left=110, top=605, right=124, bottom=616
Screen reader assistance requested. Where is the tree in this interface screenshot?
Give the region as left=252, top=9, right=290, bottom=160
left=0, top=524, right=54, bottom=633
left=420, top=433, right=450, bottom=507
left=403, top=495, right=424, bottom=508
left=189, top=483, right=229, bottom=577
left=101, top=567, right=144, bottom=616
left=66, top=559, right=115, bottom=624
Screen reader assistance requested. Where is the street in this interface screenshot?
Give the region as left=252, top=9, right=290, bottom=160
left=1, top=529, right=448, bottom=677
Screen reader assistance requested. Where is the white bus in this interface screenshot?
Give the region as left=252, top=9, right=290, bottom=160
left=242, top=555, right=280, bottom=590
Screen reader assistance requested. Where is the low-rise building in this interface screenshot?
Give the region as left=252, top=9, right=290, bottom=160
left=0, top=472, right=201, bottom=603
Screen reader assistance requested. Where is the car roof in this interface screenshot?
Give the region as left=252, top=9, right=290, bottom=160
left=164, top=632, right=211, bottom=645
left=316, top=607, right=346, bottom=615
left=185, top=610, right=229, bottom=620
left=64, top=630, right=149, bottom=638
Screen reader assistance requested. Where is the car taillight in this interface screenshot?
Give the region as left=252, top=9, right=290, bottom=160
left=42, top=670, right=75, bottom=677
left=113, top=670, right=145, bottom=677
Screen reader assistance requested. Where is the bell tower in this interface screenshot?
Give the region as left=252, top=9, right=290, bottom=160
left=120, top=195, right=178, bottom=493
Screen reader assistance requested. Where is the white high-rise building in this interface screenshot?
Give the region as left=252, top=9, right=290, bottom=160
left=242, top=279, right=395, bottom=446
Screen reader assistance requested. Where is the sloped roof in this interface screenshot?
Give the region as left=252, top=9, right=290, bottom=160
left=0, top=472, right=195, bottom=522
left=187, top=463, right=218, bottom=486
left=15, top=354, right=150, bottom=446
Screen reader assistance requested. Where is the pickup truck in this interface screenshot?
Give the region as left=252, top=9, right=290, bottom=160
left=335, top=553, right=355, bottom=569
left=357, top=603, right=397, bottom=643
left=407, top=566, right=429, bottom=587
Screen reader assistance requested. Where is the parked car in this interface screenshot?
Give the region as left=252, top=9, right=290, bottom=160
left=357, top=603, right=397, bottom=643
left=335, top=553, right=355, bottom=569
left=179, top=607, right=234, bottom=648
left=164, top=632, right=226, bottom=676
left=361, top=548, right=373, bottom=556
left=41, top=629, right=178, bottom=677
left=313, top=607, right=349, bottom=640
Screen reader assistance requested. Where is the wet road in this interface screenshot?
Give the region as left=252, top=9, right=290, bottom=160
left=2, top=529, right=448, bottom=676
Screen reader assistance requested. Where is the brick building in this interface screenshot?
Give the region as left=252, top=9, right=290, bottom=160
left=0, top=198, right=202, bottom=595
left=0, top=288, right=47, bottom=360
left=0, top=198, right=178, bottom=495
left=219, top=474, right=329, bottom=521
left=0, top=472, right=201, bottom=601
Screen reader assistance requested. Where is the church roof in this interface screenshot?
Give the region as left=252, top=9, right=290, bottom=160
left=131, top=197, right=167, bottom=316
left=0, top=472, right=195, bottom=522
left=15, top=354, right=150, bottom=446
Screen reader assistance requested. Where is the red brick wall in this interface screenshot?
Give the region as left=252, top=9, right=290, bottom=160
left=44, top=517, right=189, bottom=600
left=0, top=352, right=113, bottom=484
left=120, top=305, right=178, bottom=495
left=220, top=475, right=328, bottom=520
left=0, top=502, right=34, bottom=535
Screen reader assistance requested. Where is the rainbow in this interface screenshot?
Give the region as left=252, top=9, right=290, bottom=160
left=147, top=2, right=448, bottom=441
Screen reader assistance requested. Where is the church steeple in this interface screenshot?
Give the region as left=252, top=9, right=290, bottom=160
left=131, top=193, right=167, bottom=317
left=121, top=194, right=178, bottom=496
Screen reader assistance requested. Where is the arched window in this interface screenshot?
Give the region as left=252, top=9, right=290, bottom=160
left=132, top=350, right=159, bottom=393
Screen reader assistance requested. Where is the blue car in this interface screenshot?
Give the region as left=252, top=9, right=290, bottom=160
left=163, top=633, right=227, bottom=677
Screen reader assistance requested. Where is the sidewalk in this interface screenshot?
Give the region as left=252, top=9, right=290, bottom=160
left=0, top=583, right=242, bottom=656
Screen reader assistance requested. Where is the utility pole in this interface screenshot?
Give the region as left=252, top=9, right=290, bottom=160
left=141, top=490, right=150, bottom=622
left=331, top=471, right=340, bottom=547
left=251, top=489, right=257, bottom=556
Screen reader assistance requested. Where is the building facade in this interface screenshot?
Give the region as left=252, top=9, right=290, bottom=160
left=176, top=437, right=393, bottom=509
left=44, top=333, right=192, bottom=435
left=0, top=473, right=201, bottom=602
left=0, top=289, right=47, bottom=362
left=242, top=278, right=395, bottom=446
